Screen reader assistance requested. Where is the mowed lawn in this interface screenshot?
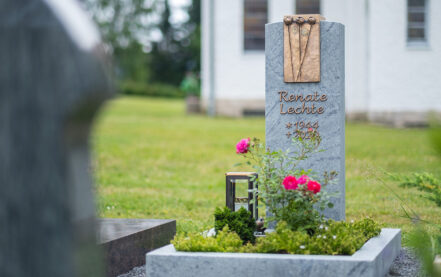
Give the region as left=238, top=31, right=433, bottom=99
left=92, top=96, right=441, bottom=239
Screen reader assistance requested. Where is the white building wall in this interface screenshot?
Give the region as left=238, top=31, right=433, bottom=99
left=201, top=0, right=211, bottom=111
left=344, top=0, right=370, bottom=115
left=269, top=0, right=293, bottom=23
left=215, top=0, right=264, bottom=101
left=322, top=0, right=370, bottom=115
left=368, top=0, right=441, bottom=114
left=202, top=0, right=293, bottom=116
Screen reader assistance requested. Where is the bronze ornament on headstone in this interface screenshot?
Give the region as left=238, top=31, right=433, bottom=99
left=283, top=14, right=323, bottom=83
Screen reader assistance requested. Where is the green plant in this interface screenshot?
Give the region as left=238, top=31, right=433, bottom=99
left=119, top=81, right=184, bottom=98
left=173, top=218, right=381, bottom=255
left=382, top=170, right=441, bottom=277
left=235, top=133, right=337, bottom=232
left=244, top=219, right=380, bottom=255
left=180, top=72, right=200, bottom=97
left=396, top=172, right=441, bottom=208
left=214, top=207, right=256, bottom=244
left=406, top=225, right=441, bottom=277
left=172, top=226, right=243, bottom=252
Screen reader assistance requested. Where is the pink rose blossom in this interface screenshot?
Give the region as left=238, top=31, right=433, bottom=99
left=236, top=138, right=251, bottom=154
left=307, top=180, right=321, bottom=194
left=297, top=175, right=310, bottom=185
left=283, top=175, right=298, bottom=190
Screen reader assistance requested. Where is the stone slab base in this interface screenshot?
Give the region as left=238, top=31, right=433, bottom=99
left=146, top=228, right=400, bottom=277
left=98, top=218, right=176, bottom=277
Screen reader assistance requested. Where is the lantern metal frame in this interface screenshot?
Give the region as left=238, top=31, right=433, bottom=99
left=225, top=172, right=258, bottom=220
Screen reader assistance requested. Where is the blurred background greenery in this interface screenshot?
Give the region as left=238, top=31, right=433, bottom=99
left=81, top=0, right=200, bottom=97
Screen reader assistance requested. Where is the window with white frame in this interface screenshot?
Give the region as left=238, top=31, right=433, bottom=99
left=243, top=0, right=267, bottom=51
left=296, top=0, right=320, bottom=14
left=407, top=0, right=427, bottom=43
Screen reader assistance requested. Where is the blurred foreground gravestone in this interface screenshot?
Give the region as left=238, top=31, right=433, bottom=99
left=0, top=0, right=113, bottom=276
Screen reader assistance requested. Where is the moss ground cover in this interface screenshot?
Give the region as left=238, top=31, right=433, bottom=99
left=172, top=219, right=381, bottom=255
left=93, top=96, right=441, bottom=242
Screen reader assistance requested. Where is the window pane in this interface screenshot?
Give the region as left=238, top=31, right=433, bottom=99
left=408, top=22, right=425, bottom=29
left=244, top=0, right=267, bottom=50
left=407, top=0, right=426, bottom=42
left=296, top=0, right=320, bottom=14
left=408, top=28, right=425, bottom=40
left=408, top=7, right=425, bottom=13
left=408, top=12, right=425, bottom=23
left=408, top=0, right=425, bottom=7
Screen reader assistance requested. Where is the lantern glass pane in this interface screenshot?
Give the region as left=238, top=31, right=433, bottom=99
left=233, top=179, right=249, bottom=211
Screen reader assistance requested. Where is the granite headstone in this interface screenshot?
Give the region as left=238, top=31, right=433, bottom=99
left=265, top=21, right=345, bottom=220
left=0, top=0, right=113, bottom=276
left=98, top=219, right=176, bottom=277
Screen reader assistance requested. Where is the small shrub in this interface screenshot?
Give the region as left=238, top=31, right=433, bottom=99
left=172, top=226, right=242, bottom=253
left=119, top=81, right=184, bottom=98
left=214, top=207, right=256, bottom=244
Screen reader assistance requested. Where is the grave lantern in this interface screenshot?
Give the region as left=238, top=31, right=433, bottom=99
left=225, top=172, right=258, bottom=220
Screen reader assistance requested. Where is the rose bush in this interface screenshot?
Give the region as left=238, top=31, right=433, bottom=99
left=235, top=130, right=337, bottom=232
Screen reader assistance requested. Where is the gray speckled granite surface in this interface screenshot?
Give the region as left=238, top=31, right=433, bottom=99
left=99, top=219, right=176, bottom=277
left=122, top=247, right=422, bottom=277
left=265, top=21, right=345, bottom=220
